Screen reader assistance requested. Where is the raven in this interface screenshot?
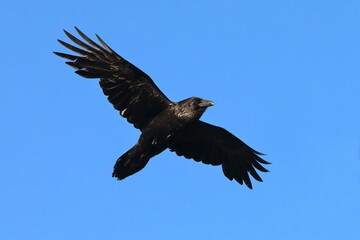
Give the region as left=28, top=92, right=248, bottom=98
left=54, top=27, right=270, bottom=189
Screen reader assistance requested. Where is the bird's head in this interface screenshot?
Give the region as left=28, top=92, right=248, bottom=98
left=177, top=97, right=215, bottom=121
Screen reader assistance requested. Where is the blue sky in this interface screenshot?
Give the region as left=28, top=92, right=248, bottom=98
left=1, top=1, right=359, bottom=239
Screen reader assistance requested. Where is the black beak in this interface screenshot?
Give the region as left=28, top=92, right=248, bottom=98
left=199, top=100, right=215, bottom=108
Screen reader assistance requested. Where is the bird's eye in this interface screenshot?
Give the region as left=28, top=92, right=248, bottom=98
left=193, top=102, right=200, bottom=109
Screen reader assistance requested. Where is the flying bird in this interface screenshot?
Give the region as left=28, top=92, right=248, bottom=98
left=54, top=27, right=270, bottom=189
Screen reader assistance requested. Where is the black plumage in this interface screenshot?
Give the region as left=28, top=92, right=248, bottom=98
left=54, top=27, right=270, bottom=189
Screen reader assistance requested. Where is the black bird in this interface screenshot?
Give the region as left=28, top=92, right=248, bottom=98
left=54, top=27, right=270, bottom=189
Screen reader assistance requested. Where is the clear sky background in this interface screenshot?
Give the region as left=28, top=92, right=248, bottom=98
left=1, top=1, right=359, bottom=239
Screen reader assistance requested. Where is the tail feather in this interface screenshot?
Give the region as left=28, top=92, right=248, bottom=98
left=112, top=149, right=150, bottom=180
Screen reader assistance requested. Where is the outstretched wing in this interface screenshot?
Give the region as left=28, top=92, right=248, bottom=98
left=169, top=121, right=270, bottom=189
left=54, top=27, right=172, bottom=130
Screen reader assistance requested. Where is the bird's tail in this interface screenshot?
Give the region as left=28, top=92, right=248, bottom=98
left=112, top=147, right=150, bottom=180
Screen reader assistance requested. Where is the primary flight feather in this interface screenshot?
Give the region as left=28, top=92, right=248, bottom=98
left=54, top=27, right=270, bottom=189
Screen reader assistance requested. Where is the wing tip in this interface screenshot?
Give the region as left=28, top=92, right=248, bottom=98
left=53, top=51, right=79, bottom=61
left=74, top=26, right=83, bottom=36
left=257, top=157, right=271, bottom=165
left=62, top=29, right=71, bottom=37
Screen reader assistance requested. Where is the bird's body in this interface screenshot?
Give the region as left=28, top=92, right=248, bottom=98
left=114, top=97, right=215, bottom=180
left=55, top=27, right=270, bottom=189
